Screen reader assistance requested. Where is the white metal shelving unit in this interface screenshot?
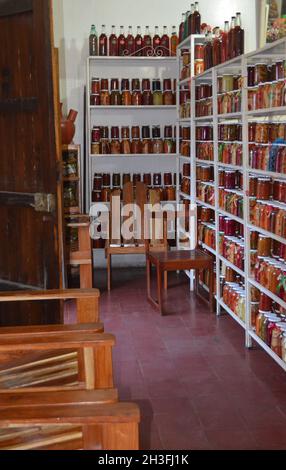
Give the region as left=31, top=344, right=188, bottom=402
left=86, top=55, right=177, bottom=209
left=191, top=37, right=286, bottom=371
left=176, top=34, right=205, bottom=287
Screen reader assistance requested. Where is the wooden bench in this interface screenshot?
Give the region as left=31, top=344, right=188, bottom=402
left=0, top=327, right=115, bottom=391
left=0, top=289, right=100, bottom=324
left=0, top=389, right=140, bottom=450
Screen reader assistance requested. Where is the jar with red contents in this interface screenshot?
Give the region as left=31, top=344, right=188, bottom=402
left=142, top=78, right=153, bottom=106
left=224, top=218, right=236, bottom=236
left=224, top=171, right=236, bottom=190
left=256, top=178, right=271, bottom=200
left=195, top=43, right=204, bottom=60
left=273, top=180, right=286, bottom=203
left=132, top=79, right=142, bottom=106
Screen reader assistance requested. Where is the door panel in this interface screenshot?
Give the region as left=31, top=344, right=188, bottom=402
left=0, top=0, right=64, bottom=325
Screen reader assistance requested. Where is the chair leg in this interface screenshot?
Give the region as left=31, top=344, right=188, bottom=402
left=146, top=257, right=151, bottom=298
left=164, top=271, right=168, bottom=291
left=157, top=264, right=163, bottom=315
left=107, top=254, right=112, bottom=291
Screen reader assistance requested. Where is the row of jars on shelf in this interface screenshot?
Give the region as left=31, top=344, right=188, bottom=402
left=255, top=311, right=286, bottom=361
left=254, top=257, right=286, bottom=300
left=249, top=143, right=286, bottom=174
left=248, top=61, right=286, bottom=88
left=249, top=176, right=286, bottom=203
left=218, top=142, right=242, bottom=166
left=248, top=79, right=286, bottom=111
left=92, top=172, right=178, bottom=203
left=222, top=282, right=245, bottom=322
left=249, top=122, right=286, bottom=143
left=197, top=168, right=244, bottom=191
left=250, top=200, right=286, bottom=238
left=197, top=142, right=213, bottom=161
left=197, top=183, right=214, bottom=206
left=91, top=125, right=176, bottom=155
left=219, top=235, right=244, bottom=270
left=198, top=222, right=216, bottom=250
left=219, top=189, right=244, bottom=219
left=90, top=78, right=176, bottom=106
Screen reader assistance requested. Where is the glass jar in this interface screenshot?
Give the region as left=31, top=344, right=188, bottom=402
left=110, top=89, right=122, bottom=106
left=131, top=139, right=141, bottom=154
left=153, top=79, right=163, bottom=105
left=100, top=89, right=110, bottom=106
left=255, top=63, right=268, bottom=85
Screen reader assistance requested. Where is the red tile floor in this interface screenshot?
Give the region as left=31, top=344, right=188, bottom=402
left=66, top=269, right=286, bottom=450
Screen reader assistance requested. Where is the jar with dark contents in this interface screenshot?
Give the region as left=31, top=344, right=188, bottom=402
left=163, top=125, right=173, bottom=154
left=143, top=173, right=152, bottom=188
left=163, top=78, right=173, bottom=106
left=141, top=126, right=152, bottom=154
left=142, top=78, right=153, bottom=106
left=121, top=79, right=132, bottom=106
left=132, top=78, right=142, bottom=106
left=110, top=78, right=122, bottom=106
left=133, top=174, right=141, bottom=186
left=113, top=173, right=121, bottom=189
left=123, top=174, right=131, bottom=185
left=152, top=126, right=163, bottom=154
left=110, top=126, right=121, bottom=155
left=100, top=78, right=110, bottom=106
left=121, top=126, right=131, bottom=154
left=91, top=126, right=101, bottom=154
left=91, top=77, right=100, bottom=94
left=101, top=126, right=111, bottom=154
left=247, top=65, right=255, bottom=87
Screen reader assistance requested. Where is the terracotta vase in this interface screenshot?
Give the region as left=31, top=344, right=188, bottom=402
left=61, top=104, right=78, bottom=145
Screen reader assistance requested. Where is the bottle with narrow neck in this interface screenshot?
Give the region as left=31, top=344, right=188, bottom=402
left=126, top=26, right=135, bottom=55
left=99, top=25, right=107, bottom=56
left=204, top=31, right=213, bottom=70
left=171, top=26, right=179, bottom=56
left=184, top=11, right=190, bottom=39
left=235, top=12, right=244, bottom=57
left=118, top=26, right=126, bottom=56
left=188, top=4, right=195, bottom=37
left=109, top=25, right=118, bottom=56
left=143, top=26, right=152, bottom=56
left=229, top=17, right=236, bottom=59
left=212, top=27, right=221, bottom=66
left=192, top=2, right=201, bottom=34
left=89, top=25, right=98, bottom=56
left=153, top=26, right=161, bottom=51
left=161, top=26, right=170, bottom=56
left=135, top=26, right=143, bottom=56
left=179, top=13, right=186, bottom=43
left=221, top=21, right=230, bottom=62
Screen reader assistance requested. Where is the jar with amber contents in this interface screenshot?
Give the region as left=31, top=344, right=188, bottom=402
left=121, top=126, right=131, bottom=155
left=152, top=79, right=163, bottom=106
left=110, top=127, right=121, bottom=154
left=91, top=126, right=101, bottom=155
left=256, top=178, right=271, bottom=200
left=121, top=79, right=131, bottom=106
left=132, top=79, right=142, bottom=106
left=142, top=78, right=153, bottom=106
left=163, top=79, right=173, bottom=106
left=100, top=79, right=110, bottom=106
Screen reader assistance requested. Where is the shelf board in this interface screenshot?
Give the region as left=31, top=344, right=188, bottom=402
left=195, top=115, right=214, bottom=122
left=196, top=199, right=215, bottom=210
left=248, top=278, right=286, bottom=311
left=88, top=55, right=177, bottom=61
left=194, top=69, right=213, bottom=81
left=90, top=153, right=177, bottom=158
left=217, top=112, right=242, bottom=120
left=218, top=162, right=243, bottom=170
left=179, top=191, right=191, bottom=201
left=179, top=77, right=191, bottom=86
left=246, top=37, right=286, bottom=60
left=217, top=299, right=246, bottom=330
left=218, top=255, right=245, bottom=278
left=218, top=209, right=244, bottom=225
left=178, top=118, right=191, bottom=123
left=247, top=106, right=286, bottom=117
left=247, top=168, right=286, bottom=180
left=196, top=159, right=214, bottom=165
left=200, top=181, right=215, bottom=187
left=178, top=34, right=205, bottom=50
left=198, top=241, right=216, bottom=256
left=223, top=188, right=244, bottom=196
left=178, top=155, right=191, bottom=160
left=247, top=223, right=286, bottom=245
left=90, top=105, right=176, bottom=110
left=248, top=330, right=286, bottom=372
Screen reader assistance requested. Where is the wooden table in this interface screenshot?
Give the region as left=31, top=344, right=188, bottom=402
left=146, top=249, right=214, bottom=315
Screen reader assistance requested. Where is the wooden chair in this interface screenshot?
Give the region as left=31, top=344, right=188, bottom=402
left=0, top=390, right=140, bottom=450
left=65, top=215, right=93, bottom=289
left=105, top=182, right=169, bottom=291
left=146, top=249, right=214, bottom=315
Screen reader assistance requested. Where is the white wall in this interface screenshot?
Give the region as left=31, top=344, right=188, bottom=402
left=53, top=0, right=258, bottom=150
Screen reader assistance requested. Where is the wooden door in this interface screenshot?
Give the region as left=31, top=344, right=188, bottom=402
left=0, top=0, right=64, bottom=325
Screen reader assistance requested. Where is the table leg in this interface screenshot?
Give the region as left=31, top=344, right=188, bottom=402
left=164, top=271, right=168, bottom=291
left=157, top=264, right=163, bottom=315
